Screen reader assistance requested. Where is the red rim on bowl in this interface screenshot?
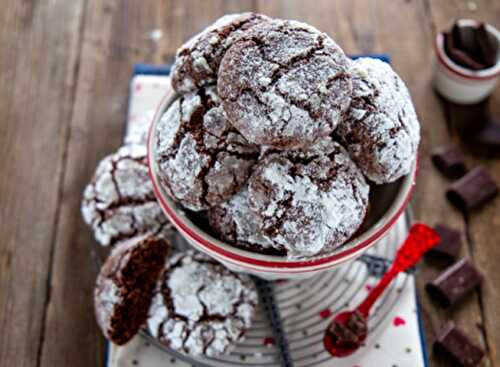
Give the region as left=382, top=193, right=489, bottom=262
left=434, top=19, right=500, bottom=81
left=147, top=92, right=417, bottom=273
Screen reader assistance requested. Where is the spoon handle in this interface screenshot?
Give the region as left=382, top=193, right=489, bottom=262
left=358, top=223, right=440, bottom=316
left=358, top=267, right=399, bottom=316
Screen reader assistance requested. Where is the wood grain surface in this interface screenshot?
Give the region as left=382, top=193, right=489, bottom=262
left=1, top=1, right=499, bottom=366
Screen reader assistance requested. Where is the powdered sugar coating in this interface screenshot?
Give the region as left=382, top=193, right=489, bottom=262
left=95, top=278, right=122, bottom=340
left=171, top=13, right=271, bottom=93
left=155, top=86, right=259, bottom=211
left=146, top=251, right=258, bottom=356
left=94, top=235, right=170, bottom=345
left=94, top=236, right=143, bottom=341
left=208, top=187, right=285, bottom=255
left=81, top=145, right=172, bottom=247
left=336, top=58, right=420, bottom=184
left=248, top=139, right=370, bottom=257
left=218, top=19, right=352, bottom=150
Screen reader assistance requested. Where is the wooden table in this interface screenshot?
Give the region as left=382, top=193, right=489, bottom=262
left=1, top=1, right=500, bottom=366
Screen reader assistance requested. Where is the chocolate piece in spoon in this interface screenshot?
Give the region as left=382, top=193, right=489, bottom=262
left=326, top=310, right=367, bottom=355
left=434, top=322, right=485, bottom=367
left=431, top=145, right=467, bottom=179
left=324, top=224, right=440, bottom=358
left=446, top=167, right=498, bottom=212
left=426, top=258, right=482, bottom=308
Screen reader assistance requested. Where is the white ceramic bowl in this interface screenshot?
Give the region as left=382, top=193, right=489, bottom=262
left=147, top=92, right=417, bottom=280
left=433, top=19, right=500, bottom=105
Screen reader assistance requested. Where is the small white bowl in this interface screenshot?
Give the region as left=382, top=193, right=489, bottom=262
left=147, top=93, right=417, bottom=280
left=433, top=19, right=500, bottom=105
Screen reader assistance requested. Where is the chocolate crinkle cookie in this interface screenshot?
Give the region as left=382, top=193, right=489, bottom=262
left=94, top=234, right=170, bottom=345
left=248, top=138, right=370, bottom=257
left=218, top=19, right=353, bottom=150
left=155, top=85, right=260, bottom=211
left=336, top=57, right=420, bottom=184
left=81, top=145, right=172, bottom=247
left=208, top=187, right=286, bottom=256
left=171, top=12, right=271, bottom=93
left=146, top=250, right=258, bottom=356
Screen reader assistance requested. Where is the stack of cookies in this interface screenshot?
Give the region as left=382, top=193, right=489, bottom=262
left=81, top=143, right=258, bottom=355
left=155, top=13, right=421, bottom=259
left=81, top=12, right=420, bottom=357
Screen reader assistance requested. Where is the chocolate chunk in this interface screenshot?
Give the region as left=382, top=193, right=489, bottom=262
left=431, top=145, right=467, bottom=179
left=347, top=310, right=368, bottom=336
left=327, top=310, right=367, bottom=348
left=471, top=120, right=500, bottom=155
left=476, top=24, right=499, bottom=68
left=446, top=99, right=489, bottom=137
left=451, top=23, right=463, bottom=48
left=328, top=321, right=359, bottom=344
left=444, top=22, right=499, bottom=70
left=446, top=167, right=498, bottom=212
left=426, top=258, right=482, bottom=308
left=447, top=44, right=486, bottom=70
left=444, top=31, right=455, bottom=58
left=434, top=322, right=485, bottom=367
left=444, top=31, right=485, bottom=70
left=426, top=224, right=462, bottom=261
left=445, top=100, right=500, bottom=156
left=451, top=24, right=479, bottom=59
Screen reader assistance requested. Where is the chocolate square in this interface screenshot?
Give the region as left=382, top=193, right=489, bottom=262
left=347, top=310, right=367, bottom=336
left=451, top=24, right=479, bottom=57
left=446, top=99, right=489, bottom=137
left=431, top=145, right=467, bottom=179
left=443, top=21, right=500, bottom=71
left=444, top=31, right=485, bottom=70
left=475, top=24, right=499, bottom=68
left=434, top=322, right=485, bottom=367
left=471, top=120, right=500, bottom=155
left=445, top=101, right=500, bottom=157
left=446, top=167, right=498, bottom=212
left=426, top=258, right=482, bottom=308
left=328, top=321, right=358, bottom=344
left=426, top=224, right=462, bottom=261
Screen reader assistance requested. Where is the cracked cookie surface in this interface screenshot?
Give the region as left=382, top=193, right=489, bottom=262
left=155, top=85, right=259, bottom=211
left=218, top=19, right=352, bottom=150
left=171, top=12, right=271, bottom=93
left=94, top=235, right=170, bottom=345
left=208, top=187, right=286, bottom=256
left=146, top=250, right=258, bottom=356
left=336, top=58, right=420, bottom=184
left=248, top=138, right=370, bottom=258
left=81, top=145, right=172, bottom=247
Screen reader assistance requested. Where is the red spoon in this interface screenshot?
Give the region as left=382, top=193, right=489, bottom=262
left=323, top=223, right=440, bottom=358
